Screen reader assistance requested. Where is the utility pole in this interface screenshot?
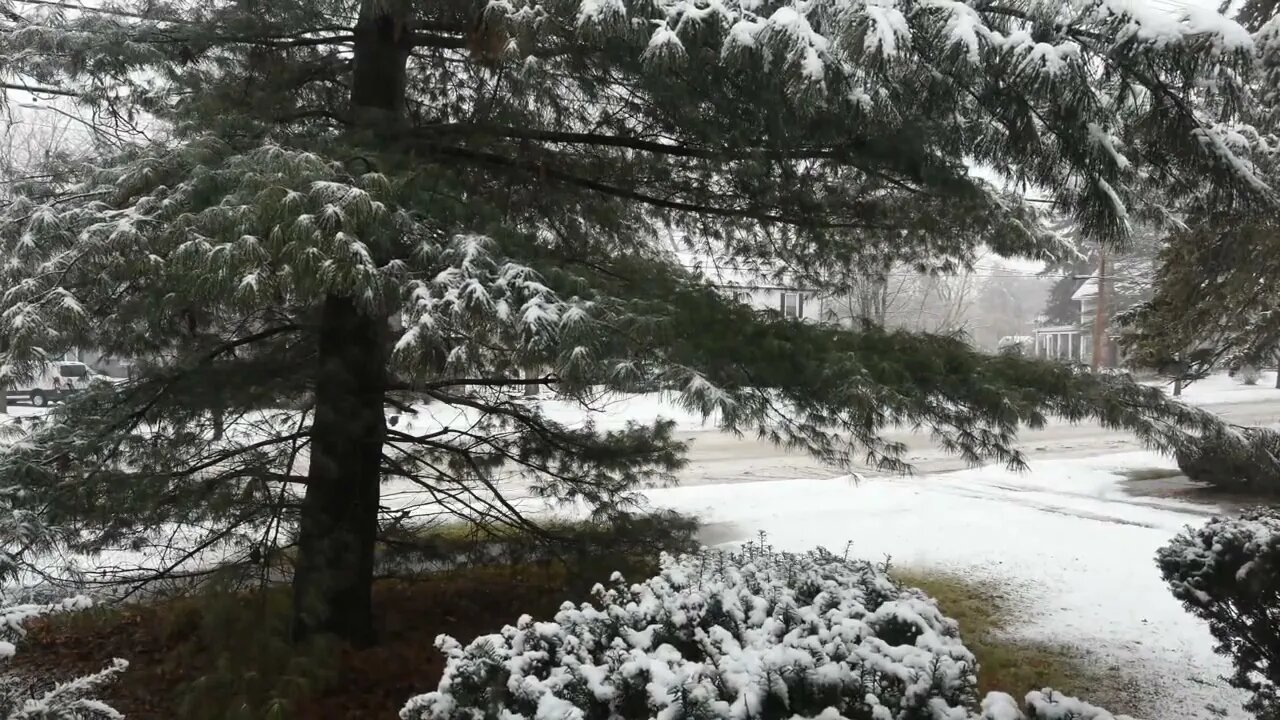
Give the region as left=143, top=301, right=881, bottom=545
left=1091, top=244, right=1108, bottom=371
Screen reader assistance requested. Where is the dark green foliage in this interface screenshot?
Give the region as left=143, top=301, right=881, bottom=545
left=1174, top=426, right=1280, bottom=493
left=1040, top=272, right=1089, bottom=327
left=0, top=0, right=1275, bottom=643
left=174, top=588, right=342, bottom=720
left=1119, top=218, right=1280, bottom=382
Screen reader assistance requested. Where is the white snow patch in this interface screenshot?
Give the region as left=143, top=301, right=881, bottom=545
left=1087, top=123, right=1131, bottom=171
left=641, top=451, right=1249, bottom=718
left=1150, top=371, right=1280, bottom=407
left=862, top=1, right=910, bottom=59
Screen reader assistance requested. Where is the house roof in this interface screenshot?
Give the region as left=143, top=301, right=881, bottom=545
left=1071, top=276, right=1099, bottom=301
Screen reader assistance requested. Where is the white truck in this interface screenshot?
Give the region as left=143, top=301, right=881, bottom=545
left=5, top=361, right=117, bottom=407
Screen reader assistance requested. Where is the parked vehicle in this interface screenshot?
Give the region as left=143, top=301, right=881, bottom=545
left=4, top=361, right=120, bottom=407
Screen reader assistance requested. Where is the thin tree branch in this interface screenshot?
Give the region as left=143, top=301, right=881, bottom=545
left=1, top=82, right=78, bottom=98
left=418, top=143, right=883, bottom=229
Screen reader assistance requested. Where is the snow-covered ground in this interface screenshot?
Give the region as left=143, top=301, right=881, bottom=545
left=1148, top=370, right=1280, bottom=407
left=640, top=452, right=1245, bottom=719
left=10, top=376, right=1278, bottom=717
left=400, top=391, right=723, bottom=434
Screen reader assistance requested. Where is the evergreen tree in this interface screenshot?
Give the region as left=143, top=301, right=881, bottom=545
left=1039, top=219, right=1089, bottom=327
left=1116, top=2, right=1280, bottom=388
left=1118, top=216, right=1280, bottom=386
left=0, top=0, right=1274, bottom=647
left=1040, top=222, right=1158, bottom=331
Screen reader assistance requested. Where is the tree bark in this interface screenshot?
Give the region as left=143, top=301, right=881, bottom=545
left=290, top=0, right=410, bottom=646
left=292, top=296, right=388, bottom=645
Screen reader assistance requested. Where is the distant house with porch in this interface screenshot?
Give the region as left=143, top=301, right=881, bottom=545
left=1032, top=275, right=1122, bottom=366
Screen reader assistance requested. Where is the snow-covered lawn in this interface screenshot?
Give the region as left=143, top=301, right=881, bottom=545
left=640, top=452, right=1245, bottom=720
left=5, top=385, right=1268, bottom=718
left=397, top=391, right=723, bottom=434
left=1149, top=371, right=1280, bottom=407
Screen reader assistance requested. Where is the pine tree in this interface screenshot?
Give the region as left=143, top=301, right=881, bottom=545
left=1117, top=218, right=1280, bottom=385
left=1040, top=222, right=1157, bottom=330
left=0, top=0, right=1274, bottom=647
left=1114, top=3, right=1280, bottom=388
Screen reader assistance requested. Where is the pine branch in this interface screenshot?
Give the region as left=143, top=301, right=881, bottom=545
left=13, top=0, right=170, bottom=22
left=419, top=124, right=862, bottom=162
left=1, top=81, right=77, bottom=97
left=420, top=143, right=885, bottom=229
left=406, top=30, right=466, bottom=50
left=388, top=375, right=559, bottom=391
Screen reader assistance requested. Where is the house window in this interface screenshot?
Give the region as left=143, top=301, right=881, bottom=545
left=781, top=292, right=804, bottom=319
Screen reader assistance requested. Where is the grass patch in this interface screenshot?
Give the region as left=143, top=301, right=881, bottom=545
left=379, top=510, right=701, bottom=565
left=892, top=567, right=1148, bottom=716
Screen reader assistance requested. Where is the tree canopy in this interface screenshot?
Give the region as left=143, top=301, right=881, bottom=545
left=0, top=0, right=1276, bottom=644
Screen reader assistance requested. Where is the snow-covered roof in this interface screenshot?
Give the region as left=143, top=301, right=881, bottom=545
left=1071, top=276, right=1099, bottom=301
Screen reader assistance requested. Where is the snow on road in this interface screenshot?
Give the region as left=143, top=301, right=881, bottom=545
left=641, top=452, right=1245, bottom=719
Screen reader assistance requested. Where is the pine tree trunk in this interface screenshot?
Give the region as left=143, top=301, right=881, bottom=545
left=290, top=0, right=409, bottom=646
left=292, top=295, right=387, bottom=645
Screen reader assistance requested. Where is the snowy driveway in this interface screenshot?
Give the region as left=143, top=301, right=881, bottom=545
left=671, top=383, right=1280, bottom=482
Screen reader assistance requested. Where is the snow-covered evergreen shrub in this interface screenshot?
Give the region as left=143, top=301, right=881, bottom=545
left=1174, top=426, right=1280, bottom=493
left=402, top=545, right=1126, bottom=720
left=0, top=596, right=127, bottom=719
left=1159, top=510, right=1280, bottom=720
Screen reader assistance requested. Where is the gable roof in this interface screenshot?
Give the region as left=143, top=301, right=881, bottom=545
left=1071, top=275, right=1099, bottom=301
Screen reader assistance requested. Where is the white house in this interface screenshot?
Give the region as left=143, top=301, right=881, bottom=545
left=677, top=253, right=822, bottom=323
left=1031, top=275, right=1120, bottom=366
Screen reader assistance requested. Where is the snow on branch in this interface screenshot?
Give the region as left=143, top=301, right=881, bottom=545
left=0, top=594, right=126, bottom=719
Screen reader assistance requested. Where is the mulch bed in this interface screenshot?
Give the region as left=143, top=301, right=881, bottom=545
left=15, top=558, right=654, bottom=719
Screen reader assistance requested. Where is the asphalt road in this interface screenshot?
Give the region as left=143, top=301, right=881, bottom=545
left=674, top=396, right=1280, bottom=485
